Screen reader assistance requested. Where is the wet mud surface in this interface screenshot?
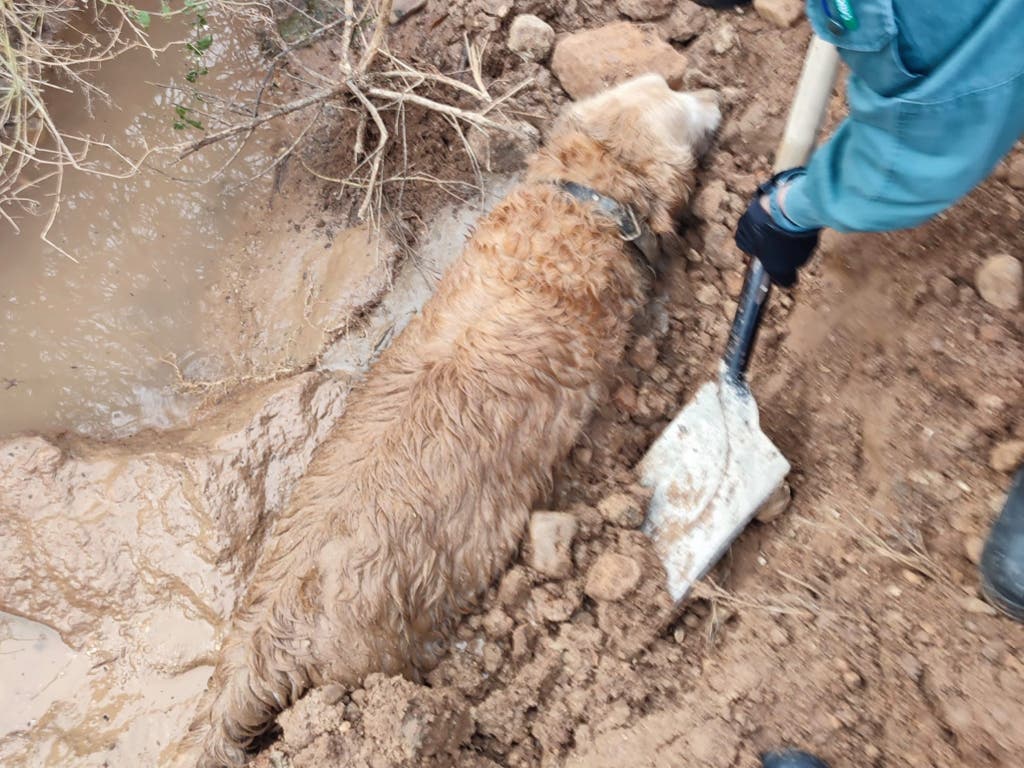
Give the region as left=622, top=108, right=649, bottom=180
left=2, top=2, right=1024, bottom=767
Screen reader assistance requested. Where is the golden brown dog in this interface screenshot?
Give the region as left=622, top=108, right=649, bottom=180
left=180, top=74, right=719, bottom=767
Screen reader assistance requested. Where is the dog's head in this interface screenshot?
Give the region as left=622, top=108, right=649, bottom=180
left=545, top=74, right=720, bottom=233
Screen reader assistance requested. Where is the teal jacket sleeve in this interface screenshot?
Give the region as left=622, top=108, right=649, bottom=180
left=781, top=0, right=1024, bottom=233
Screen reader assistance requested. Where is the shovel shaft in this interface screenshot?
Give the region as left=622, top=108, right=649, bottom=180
left=721, top=38, right=840, bottom=383
left=723, top=257, right=771, bottom=383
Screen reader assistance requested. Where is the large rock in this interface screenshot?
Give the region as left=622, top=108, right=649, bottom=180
left=551, top=22, right=689, bottom=99
left=508, top=13, right=555, bottom=60
left=617, top=0, right=674, bottom=21
left=585, top=552, right=642, bottom=602
left=754, top=0, right=804, bottom=28
left=975, top=253, right=1022, bottom=310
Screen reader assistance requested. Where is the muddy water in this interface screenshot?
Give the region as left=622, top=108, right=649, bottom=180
left=0, top=175, right=514, bottom=767
left=0, top=13, right=275, bottom=438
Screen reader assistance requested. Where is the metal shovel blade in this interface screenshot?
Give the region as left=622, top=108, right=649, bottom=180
left=638, top=366, right=790, bottom=602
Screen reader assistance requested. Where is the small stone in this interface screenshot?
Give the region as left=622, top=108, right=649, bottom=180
left=584, top=552, right=643, bottom=602
left=901, top=569, right=923, bottom=586
left=978, top=323, right=1005, bottom=343
left=930, top=275, right=958, bottom=303
left=617, top=0, right=673, bottom=20
left=975, top=253, right=1022, bottom=310
left=961, top=596, right=998, bottom=615
left=990, top=439, right=1024, bottom=473
left=1008, top=154, right=1024, bottom=190
left=507, top=14, right=555, bottom=61
left=710, top=23, right=736, bottom=55
left=885, top=585, right=903, bottom=598
left=672, top=626, right=687, bottom=644
left=658, top=3, right=707, bottom=43
left=533, top=584, right=581, bottom=622
left=754, top=0, right=804, bottom=28
left=528, top=511, right=578, bottom=579
left=842, top=670, right=863, bottom=689
left=964, top=535, right=985, bottom=565
left=479, top=0, right=512, bottom=18
left=597, top=491, right=646, bottom=528
left=551, top=22, right=689, bottom=99
left=755, top=482, right=791, bottom=523
left=696, top=283, right=721, bottom=306
left=498, top=568, right=532, bottom=610
left=389, top=0, right=427, bottom=24
left=628, top=337, right=659, bottom=372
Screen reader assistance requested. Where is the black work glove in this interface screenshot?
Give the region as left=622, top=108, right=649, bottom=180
left=734, top=170, right=820, bottom=288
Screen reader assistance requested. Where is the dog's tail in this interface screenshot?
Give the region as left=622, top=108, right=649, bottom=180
left=179, top=601, right=312, bottom=768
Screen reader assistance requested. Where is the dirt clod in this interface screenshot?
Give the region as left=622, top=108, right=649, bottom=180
left=990, top=439, right=1024, bottom=473
left=585, top=552, right=643, bottom=601
left=616, top=0, right=674, bottom=21
left=754, top=0, right=805, bottom=28
left=597, top=490, right=647, bottom=528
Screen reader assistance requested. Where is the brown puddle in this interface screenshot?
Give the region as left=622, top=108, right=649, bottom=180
left=0, top=12, right=276, bottom=438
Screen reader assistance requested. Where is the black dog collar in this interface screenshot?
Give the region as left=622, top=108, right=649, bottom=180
left=554, top=181, right=661, bottom=265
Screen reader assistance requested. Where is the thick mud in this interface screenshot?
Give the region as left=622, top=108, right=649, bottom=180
left=2, top=2, right=1024, bottom=767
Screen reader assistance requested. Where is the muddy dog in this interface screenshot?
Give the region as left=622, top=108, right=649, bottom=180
left=180, top=74, right=719, bottom=766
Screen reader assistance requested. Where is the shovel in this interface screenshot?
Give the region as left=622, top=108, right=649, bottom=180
left=640, top=37, right=841, bottom=602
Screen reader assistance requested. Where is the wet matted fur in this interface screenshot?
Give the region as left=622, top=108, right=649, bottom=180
left=179, top=74, right=719, bottom=767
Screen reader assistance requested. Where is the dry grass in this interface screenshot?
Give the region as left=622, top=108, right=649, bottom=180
left=2, top=0, right=530, bottom=256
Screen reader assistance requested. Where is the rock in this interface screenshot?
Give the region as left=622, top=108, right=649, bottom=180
left=389, top=0, right=427, bottom=24
left=755, top=481, right=792, bottom=523
left=960, top=596, right=998, bottom=616
left=628, top=336, right=659, bottom=371
left=696, top=283, right=721, bottom=306
left=508, top=14, right=555, bottom=61
left=975, top=253, right=1022, bottom=310
left=533, top=583, right=582, bottom=622
left=585, top=552, right=643, bottom=601
left=754, top=0, right=804, bottom=28
left=597, top=490, right=647, bottom=528
left=658, top=3, right=707, bottom=43
left=990, top=439, right=1024, bottom=473
left=551, top=22, right=689, bottom=100
left=528, top=511, right=578, bottom=579
left=964, top=535, right=985, bottom=566
left=617, top=0, right=674, bottom=21
left=694, top=179, right=727, bottom=223
left=1008, top=154, right=1024, bottom=190
left=710, top=22, right=736, bottom=55
left=478, top=0, right=513, bottom=18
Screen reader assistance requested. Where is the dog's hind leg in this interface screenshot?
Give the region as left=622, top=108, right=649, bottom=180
left=181, top=600, right=313, bottom=768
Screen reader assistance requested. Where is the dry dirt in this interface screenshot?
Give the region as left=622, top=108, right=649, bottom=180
left=3, top=2, right=1024, bottom=767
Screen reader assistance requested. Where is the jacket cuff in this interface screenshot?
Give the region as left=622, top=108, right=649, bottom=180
left=776, top=175, right=824, bottom=232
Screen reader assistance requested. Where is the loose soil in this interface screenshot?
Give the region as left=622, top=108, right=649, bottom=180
left=3, top=2, right=1023, bottom=767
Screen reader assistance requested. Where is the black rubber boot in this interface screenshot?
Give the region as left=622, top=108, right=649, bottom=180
left=981, top=465, right=1024, bottom=622
left=692, top=0, right=752, bottom=8
left=762, top=750, right=831, bottom=768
